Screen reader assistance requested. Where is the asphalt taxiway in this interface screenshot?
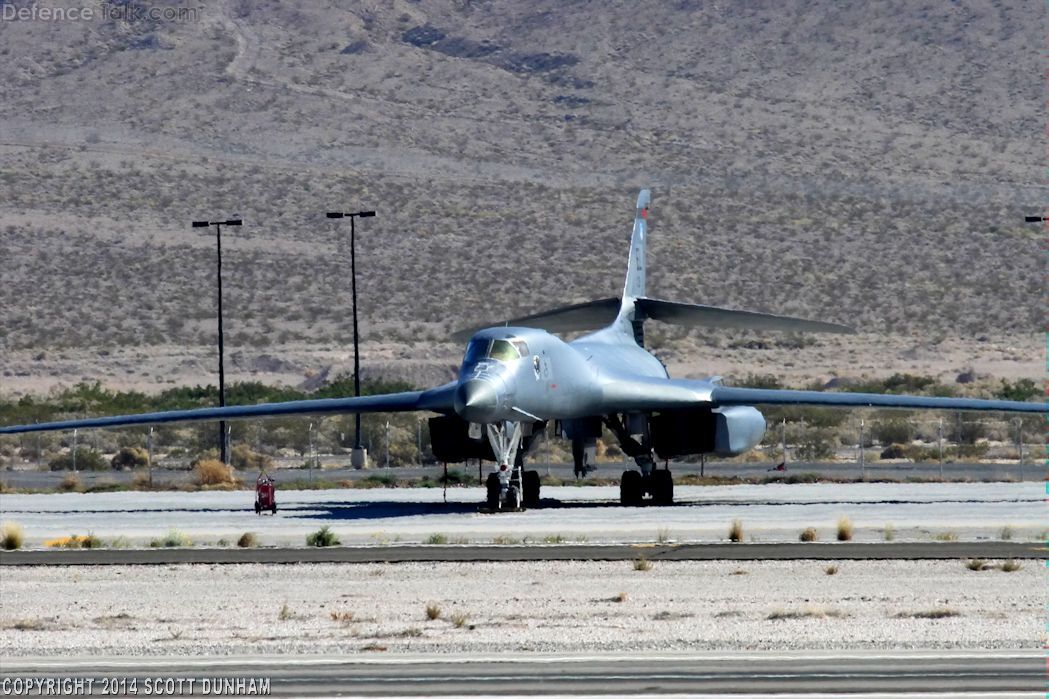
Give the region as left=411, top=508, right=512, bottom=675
left=0, top=541, right=1043, bottom=566
left=2, top=651, right=1040, bottom=696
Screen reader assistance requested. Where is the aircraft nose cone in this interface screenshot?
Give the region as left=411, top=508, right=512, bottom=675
left=454, top=380, right=499, bottom=422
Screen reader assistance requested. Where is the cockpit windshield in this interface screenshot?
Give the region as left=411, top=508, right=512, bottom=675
left=461, top=337, right=526, bottom=366
left=488, top=339, right=520, bottom=362
left=463, top=338, right=490, bottom=366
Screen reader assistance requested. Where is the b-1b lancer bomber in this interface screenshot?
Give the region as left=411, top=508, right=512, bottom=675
left=2, top=191, right=1044, bottom=509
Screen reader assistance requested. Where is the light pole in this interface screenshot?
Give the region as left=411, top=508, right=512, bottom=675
left=325, top=209, right=376, bottom=469
left=192, top=218, right=242, bottom=465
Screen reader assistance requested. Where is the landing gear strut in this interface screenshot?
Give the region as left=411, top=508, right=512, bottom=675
left=483, top=421, right=542, bottom=511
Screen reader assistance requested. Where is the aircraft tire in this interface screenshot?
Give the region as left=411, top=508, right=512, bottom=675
left=485, top=473, right=501, bottom=509
left=620, top=470, right=643, bottom=506
left=652, top=469, right=673, bottom=505
left=523, top=470, right=541, bottom=507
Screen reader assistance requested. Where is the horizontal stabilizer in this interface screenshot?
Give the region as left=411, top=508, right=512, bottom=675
left=635, top=298, right=855, bottom=335
left=450, top=298, right=621, bottom=343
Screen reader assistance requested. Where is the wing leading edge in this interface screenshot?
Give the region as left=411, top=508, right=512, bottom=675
left=594, top=377, right=1046, bottom=415
left=708, top=385, right=1046, bottom=414
left=0, top=383, right=458, bottom=435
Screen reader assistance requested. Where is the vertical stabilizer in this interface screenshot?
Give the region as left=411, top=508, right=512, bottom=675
left=612, top=189, right=651, bottom=345
left=623, top=189, right=650, bottom=300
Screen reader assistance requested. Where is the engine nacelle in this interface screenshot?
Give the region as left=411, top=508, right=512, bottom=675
left=650, top=406, right=766, bottom=459
left=428, top=415, right=495, bottom=463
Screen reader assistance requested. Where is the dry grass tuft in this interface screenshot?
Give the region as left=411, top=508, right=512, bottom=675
left=361, top=642, right=387, bottom=652
left=1, top=521, right=24, bottom=550
left=934, top=531, right=958, bottom=542
left=730, top=568, right=748, bottom=576
left=895, top=607, right=960, bottom=619
left=824, top=564, right=839, bottom=575
left=237, top=532, right=258, bottom=548
left=424, top=533, right=448, bottom=545
left=965, top=558, right=991, bottom=571
left=150, top=530, right=192, bottom=548
left=799, top=527, right=818, bottom=542
left=491, top=535, right=521, bottom=545
left=656, top=527, right=672, bottom=544
left=194, top=459, right=235, bottom=486
left=8, top=618, right=44, bottom=631
left=449, top=612, right=469, bottom=628
left=59, top=472, right=82, bottom=492
left=1000, top=559, right=1022, bottom=572
left=425, top=603, right=442, bottom=620
left=728, top=519, right=744, bottom=543
left=836, top=517, right=853, bottom=541
left=329, top=611, right=355, bottom=624
left=633, top=557, right=652, bottom=571
left=998, top=525, right=1014, bottom=541
left=883, top=523, right=895, bottom=541
left=611, top=591, right=628, bottom=603
left=278, top=602, right=294, bottom=621
left=767, top=606, right=846, bottom=621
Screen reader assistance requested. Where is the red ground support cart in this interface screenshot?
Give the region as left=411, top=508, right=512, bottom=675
left=255, top=473, right=277, bottom=515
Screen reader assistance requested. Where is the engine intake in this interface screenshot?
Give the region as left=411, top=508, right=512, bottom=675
left=650, top=406, right=765, bottom=458
left=428, top=415, right=495, bottom=463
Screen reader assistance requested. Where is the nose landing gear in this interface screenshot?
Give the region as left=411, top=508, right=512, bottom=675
left=482, top=421, right=542, bottom=512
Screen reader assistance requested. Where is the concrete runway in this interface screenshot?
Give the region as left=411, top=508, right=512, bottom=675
left=0, top=541, right=1043, bottom=566
left=2, top=481, right=1041, bottom=546
left=1, top=651, right=1040, bottom=696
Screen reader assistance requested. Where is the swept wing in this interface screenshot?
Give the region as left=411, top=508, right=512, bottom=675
left=0, top=383, right=457, bottom=435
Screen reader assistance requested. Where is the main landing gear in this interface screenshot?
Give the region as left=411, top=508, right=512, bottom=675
left=619, top=462, right=674, bottom=507
left=603, top=414, right=674, bottom=506
left=483, top=421, right=542, bottom=511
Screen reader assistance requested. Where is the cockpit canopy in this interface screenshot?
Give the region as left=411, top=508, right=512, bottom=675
left=462, top=337, right=530, bottom=366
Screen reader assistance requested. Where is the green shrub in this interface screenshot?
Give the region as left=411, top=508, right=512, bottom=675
left=306, top=526, right=339, bottom=547
left=110, top=446, right=148, bottom=471
left=49, top=448, right=106, bottom=471
left=230, top=444, right=272, bottom=471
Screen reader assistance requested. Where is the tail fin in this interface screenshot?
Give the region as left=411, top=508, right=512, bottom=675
left=623, top=189, right=650, bottom=300
left=448, top=189, right=856, bottom=344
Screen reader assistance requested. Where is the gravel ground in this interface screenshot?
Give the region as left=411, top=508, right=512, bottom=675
left=0, top=560, right=1039, bottom=657
left=0, top=482, right=1044, bottom=546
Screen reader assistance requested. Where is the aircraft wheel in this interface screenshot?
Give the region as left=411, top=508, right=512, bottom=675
left=620, top=470, right=643, bottom=506
left=652, top=469, right=673, bottom=505
left=254, top=502, right=261, bottom=515
left=506, top=484, right=521, bottom=509
left=485, top=473, right=501, bottom=509
left=523, top=470, right=541, bottom=508
left=271, top=503, right=277, bottom=515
